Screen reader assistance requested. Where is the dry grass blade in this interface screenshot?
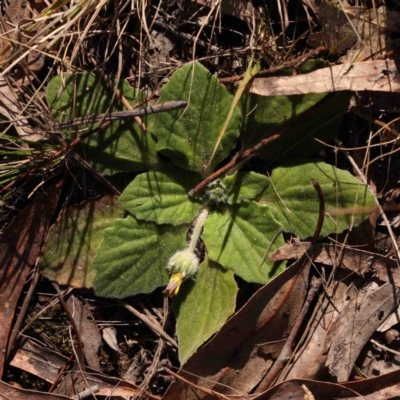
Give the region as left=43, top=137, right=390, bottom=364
left=209, top=59, right=260, bottom=166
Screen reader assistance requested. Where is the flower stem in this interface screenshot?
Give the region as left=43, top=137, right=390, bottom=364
left=188, top=208, right=209, bottom=253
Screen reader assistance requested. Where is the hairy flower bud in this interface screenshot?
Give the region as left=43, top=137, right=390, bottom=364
left=163, top=249, right=200, bottom=297
left=164, top=209, right=208, bottom=297
left=167, top=248, right=200, bottom=277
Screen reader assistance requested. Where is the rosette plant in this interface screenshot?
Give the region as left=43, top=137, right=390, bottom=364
left=43, top=62, right=374, bottom=364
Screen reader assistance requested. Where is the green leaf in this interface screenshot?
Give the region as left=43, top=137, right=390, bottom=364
left=119, top=165, right=202, bottom=225
left=203, top=201, right=285, bottom=283
left=151, top=62, right=240, bottom=177
left=39, top=195, right=124, bottom=288
left=259, top=161, right=375, bottom=238
left=172, top=257, right=237, bottom=365
left=223, top=171, right=270, bottom=204
left=93, top=216, right=189, bottom=297
left=239, top=91, right=350, bottom=164
left=46, top=72, right=159, bottom=174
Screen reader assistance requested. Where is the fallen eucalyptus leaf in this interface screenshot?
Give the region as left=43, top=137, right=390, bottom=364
left=248, top=60, right=400, bottom=96
left=326, top=283, right=399, bottom=382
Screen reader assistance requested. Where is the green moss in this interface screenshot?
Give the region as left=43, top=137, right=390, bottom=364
left=4, top=366, right=51, bottom=391
left=26, top=295, right=75, bottom=356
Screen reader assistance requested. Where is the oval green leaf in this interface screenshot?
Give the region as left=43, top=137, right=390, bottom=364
left=151, top=62, right=240, bottom=177
left=93, top=216, right=189, bottom=297
left=119, top=165, right=202, bottom=225
left=203, top=201, right=285, bottom=283
left=172, top=257, right=237, bottom=365
left=259, top=161, right=375, bottom=238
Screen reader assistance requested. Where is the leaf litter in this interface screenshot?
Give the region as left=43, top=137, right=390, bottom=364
left=1, top=0, right=400, bottom=398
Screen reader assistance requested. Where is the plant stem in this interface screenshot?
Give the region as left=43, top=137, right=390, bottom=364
left=188, top=208, right=209, bottom=253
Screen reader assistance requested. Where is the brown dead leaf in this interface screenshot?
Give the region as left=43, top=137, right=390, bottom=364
left=377, top=306, right=400, bottom=332
left=270, top=241, right=400, bottom=287
left=65, top=294, right=102, bottom=372
left=163, top=259, right=310, bottom=399
left=0, top=380, right=70, bottom=400
left=307, top=4, right=400, bottom=61
left=0, top=0, right=46, bottom=70
left=307, top=2, right=359, bottom=55
left=248, top=60, right=400, bottom=97
left=280, top=270, right=352, bottom=381
left=343, top=368, right=400, bottom=399
left=357, top=343, right=400, bottom=380
left=102, top=326, right=122, bottom=353
left=270, top=242, right=400, bottom=383
left=0, top=0, right=28, bottom=63
left=341, top=7, right=400, bottom=63
left=9, top=338, right=67, bottom=382
left=0, top=76, right=34, bottom=139
left=255, top=372, right=400, bottom=399
left=0, top=180, right=62, bottom=376
left=195, top=0, right=256, bottom=25
left=254, top=379, right=358, bottom=400
left=326, top=283, right=399, bottom=382
left=10, top=339, right=156, bottom=398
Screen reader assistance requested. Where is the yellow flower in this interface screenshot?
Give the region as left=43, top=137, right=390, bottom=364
left=163, top=272, right=184, bottom=298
